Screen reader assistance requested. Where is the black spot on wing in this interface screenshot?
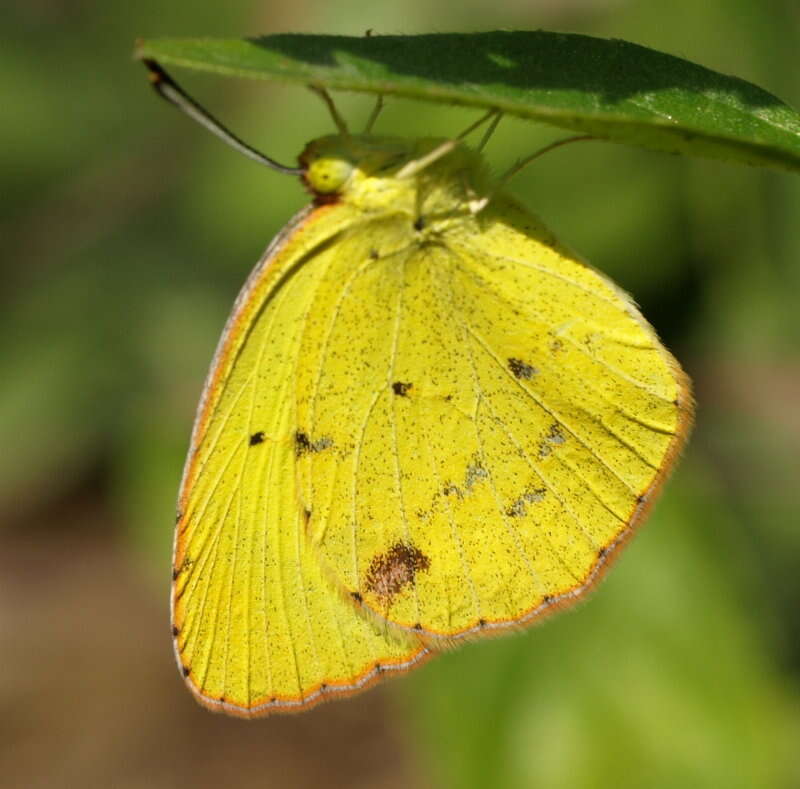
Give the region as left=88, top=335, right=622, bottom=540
left=392, top=381, right=413, bottom=396
left=249, top=431, right=265, bottom=446
left=508, top=358, right=537, bottom=379
left=295, top=431, right=312, bottom=456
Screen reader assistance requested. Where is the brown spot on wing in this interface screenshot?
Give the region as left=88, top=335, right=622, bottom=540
left=464, top=456, right=489, bottom=490
left=547, top=423, right=566, bottom=444
left=538, top=423, right=567, bottom=459
left=364, top=542, right=430, bottom=604
left=295, top=430, right=334, bottom=457
left=506, top=486, right=546, bottom=517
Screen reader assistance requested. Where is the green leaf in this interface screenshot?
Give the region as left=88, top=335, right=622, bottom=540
left=135, top=31, right=800, bottom=174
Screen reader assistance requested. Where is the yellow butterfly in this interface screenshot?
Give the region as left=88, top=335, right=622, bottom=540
left=146, top=61, right=693, bottom=717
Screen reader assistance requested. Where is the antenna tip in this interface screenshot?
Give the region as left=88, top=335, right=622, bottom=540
left=142, top=58, right=164, bottom=82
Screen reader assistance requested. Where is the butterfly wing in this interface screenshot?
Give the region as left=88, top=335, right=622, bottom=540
left=173, top=205, right=428, bottom=717
left=296, top=195, right=692, bottom=642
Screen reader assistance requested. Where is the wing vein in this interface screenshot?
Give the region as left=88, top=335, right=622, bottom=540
left=439, top=261, right=548, bottom=604
left=450, top=244, right=675, bottom=403
left=389, top=252, right=425, bottom=625
left=465, top=324, right=640, bottom=494
left=420, top=255, right=481, bottom=627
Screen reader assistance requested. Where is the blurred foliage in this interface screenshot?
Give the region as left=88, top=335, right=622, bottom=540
left=1, top=0, right=798, bottom=787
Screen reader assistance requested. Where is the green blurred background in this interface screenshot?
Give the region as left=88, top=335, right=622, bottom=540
left=2, top=1, right=799, bottom=787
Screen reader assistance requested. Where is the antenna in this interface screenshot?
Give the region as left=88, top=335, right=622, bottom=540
left=142, top=59, right=303, bottom=176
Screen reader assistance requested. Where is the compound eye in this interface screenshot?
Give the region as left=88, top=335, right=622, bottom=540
left=305, top=157, right=353, bottom=194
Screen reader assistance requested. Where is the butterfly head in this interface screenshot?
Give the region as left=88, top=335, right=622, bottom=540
left=299, top=135, right=487, bottom=216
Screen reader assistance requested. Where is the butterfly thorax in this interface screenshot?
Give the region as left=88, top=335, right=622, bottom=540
left=299, top=134, right=490, bottom=227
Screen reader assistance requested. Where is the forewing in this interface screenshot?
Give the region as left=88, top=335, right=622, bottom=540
left=297, top=198, right=692, bottom=642
left=173, top=205, right=427, bottom=717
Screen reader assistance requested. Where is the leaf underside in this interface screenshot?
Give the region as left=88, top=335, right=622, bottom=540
left=135, top=31, right=800, bottom=174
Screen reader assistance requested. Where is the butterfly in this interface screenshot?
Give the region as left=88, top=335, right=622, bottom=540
left=145, top=60, right=693, bottom=717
